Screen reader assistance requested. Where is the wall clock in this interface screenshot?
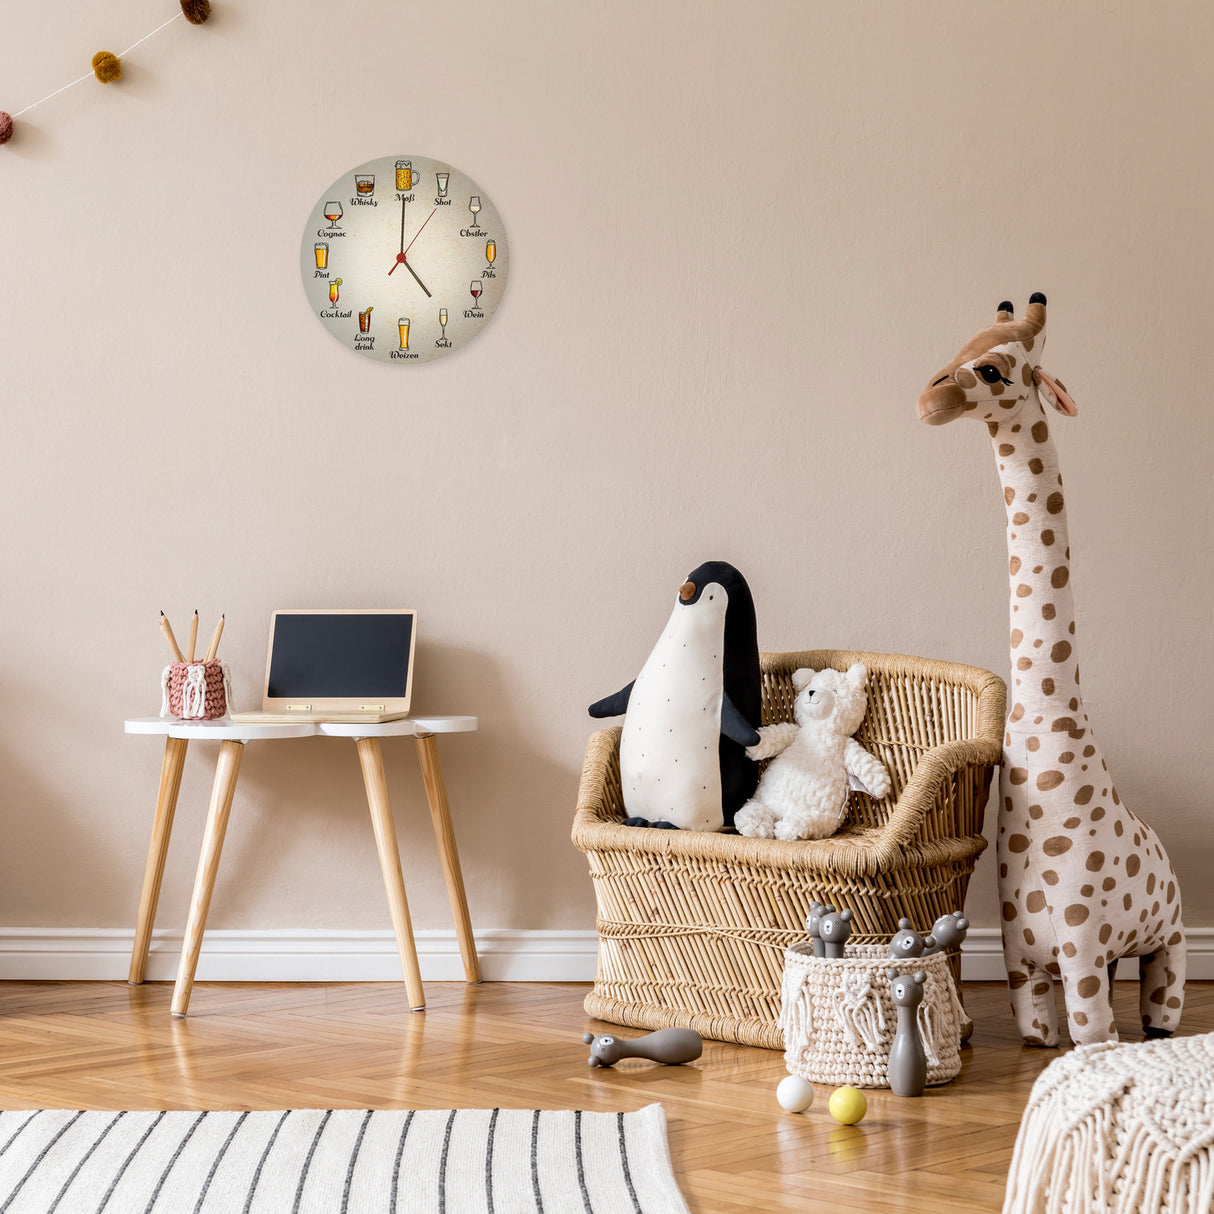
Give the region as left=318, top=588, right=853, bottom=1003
left=299, top=154, right=508, bottom=363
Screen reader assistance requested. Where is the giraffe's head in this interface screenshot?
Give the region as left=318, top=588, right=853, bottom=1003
left=917, top=293, right=1077, bottom=427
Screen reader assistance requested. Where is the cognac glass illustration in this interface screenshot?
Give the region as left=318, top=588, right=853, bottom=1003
left=469, top=281, right=482, bottom=307
left=468, top=195, right=481, bottom=227
left=323, top=201, right=343, bottom=229
left=439, top=308, right=448, bottom=338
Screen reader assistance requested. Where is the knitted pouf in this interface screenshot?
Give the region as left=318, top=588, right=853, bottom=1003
left=1004, top=1032, right=1214, bottom=1214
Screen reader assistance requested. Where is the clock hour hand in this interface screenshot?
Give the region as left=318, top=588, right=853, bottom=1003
left=403, top=258, right=432, bottom=298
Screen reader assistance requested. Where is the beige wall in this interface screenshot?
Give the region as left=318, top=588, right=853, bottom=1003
left=1, top=1, right=1211, bottom=945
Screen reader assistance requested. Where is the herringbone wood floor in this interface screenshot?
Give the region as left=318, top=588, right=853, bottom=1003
left=0, top=980, right=1211, bottom=1213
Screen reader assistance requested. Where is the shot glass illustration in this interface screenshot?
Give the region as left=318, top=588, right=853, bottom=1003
left=398, top=317, right=410, bottom=350
left=314, top=242, right=329, bottom=270
left=485, top=239, right=496, bottom=268
left=359, top=306, right=373, bottom=333
left=469, top=281, right=482, bottom=307
left=329, top=278, right=342, bottom=305
left=355, top=175, right=375, bottom=196
left=323, top=201, right=343, bottom=229
left=468, top=195, right=481, bottom=227
left=395, top=160, right=414, bottom=191
left=439, top=308, right=448, bottom=338
left=436, top=172, right=450, bottom=198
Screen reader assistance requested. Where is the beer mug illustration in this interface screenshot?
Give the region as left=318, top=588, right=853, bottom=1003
left=395, top=160, right=415, bottom=191
left=314, top=242, right=329, bottom=270
left=398, top=317, right=410, bottom=350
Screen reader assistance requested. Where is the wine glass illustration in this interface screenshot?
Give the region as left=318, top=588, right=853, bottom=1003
left=469, top=281, right=483, bottom=308
left=323, top=201, right=343, bottom=229
left=439, top=308, right=448, bottom=338
left=468, top=196, right=481, bottom=228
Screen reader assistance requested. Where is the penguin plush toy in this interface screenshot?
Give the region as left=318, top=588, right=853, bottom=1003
left=589, top=561, right=762, bottom=832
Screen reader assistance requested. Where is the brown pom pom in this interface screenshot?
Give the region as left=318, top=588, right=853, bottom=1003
left=0, top=112, right=12, bottom=145
left=91, top=52, right=122, bottom=84
left=180, top=0, right=211, bottom=23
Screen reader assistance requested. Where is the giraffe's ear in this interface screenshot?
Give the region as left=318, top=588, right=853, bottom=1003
left=1033, top=367, right=1078, bottom=417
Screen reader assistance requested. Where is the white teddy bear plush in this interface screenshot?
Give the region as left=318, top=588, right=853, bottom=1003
left=734, top=664, right=891, bottom=842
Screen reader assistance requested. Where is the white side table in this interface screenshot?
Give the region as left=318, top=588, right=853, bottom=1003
left=124, top=715, right=480, bottom=1016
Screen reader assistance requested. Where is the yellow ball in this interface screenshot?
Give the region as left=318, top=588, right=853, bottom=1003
left=828, top=1086, right=867, bottom=1124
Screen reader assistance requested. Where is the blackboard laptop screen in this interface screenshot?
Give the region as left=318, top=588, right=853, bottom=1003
left=228, top=609, right=417, bottom=724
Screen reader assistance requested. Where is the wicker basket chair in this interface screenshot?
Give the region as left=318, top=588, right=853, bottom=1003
left=572, top=649, right=1005, bottom=1049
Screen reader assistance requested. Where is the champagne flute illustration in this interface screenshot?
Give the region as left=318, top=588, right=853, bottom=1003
left=324, top=201, right=343, bottom=229
left=439, top=308, right=448, bottom=339
left=468, top=195, right=481, bottom=228
left=469, top=281, right=482, bottom=308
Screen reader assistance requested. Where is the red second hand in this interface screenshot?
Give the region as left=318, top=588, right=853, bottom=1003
left=403, top=208, right=438, bottom=258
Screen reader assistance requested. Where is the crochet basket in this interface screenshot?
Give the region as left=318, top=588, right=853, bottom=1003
left=779, top=942, right=963, bottom=1088
left=161, top=660, right=231, bottom=721
left=572, top=649, right=1005, bottom=1049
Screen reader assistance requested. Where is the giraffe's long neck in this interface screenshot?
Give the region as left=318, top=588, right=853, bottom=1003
left=989, top=405, right=1087, bottom=730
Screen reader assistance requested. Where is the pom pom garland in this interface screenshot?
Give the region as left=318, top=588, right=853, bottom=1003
left=180, top=0, right=211, bottom=24
left=0, top=113, right=13, bottom=145
left=91, top=52, right=123, bottom=84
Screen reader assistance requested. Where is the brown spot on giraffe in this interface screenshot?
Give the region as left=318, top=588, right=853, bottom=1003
left=1025, top=890, right=1046, bottom=913
left=1051, top=566, right=1069, bottom=588
left=1008, top=834, right=1030, bottom=853
left=1051, top=641, right=1072, bottom=663
left=1013, top=512, right=1030, bottom=525
left=1126, top=854, right=1141, bottom=878
left=1053, top=717, right=1078, bottom=731
left=1031, top=421, right=1049, bottom=443
left=1025, top=735, right=1039, bottom=749
left=1074, top=785, right=1094, bottom=805
left=1004, top=486, right=1015, bottom=505
left=1086, top=851, right=1105, bottom=871
left=1042, top=678, right=1055, bottom=695
left=1043, top=835, right=1071, bottom=855
left=1042, top=869, right=1058, bottom=884
left=1017, top=584, right=1033, bottom=597
left=1037, top=771, right=1065, bottom=791
left=1076, top=976, right=1100, bottom=998
left=1046, top=491, right=1065, bottom=514
left=1041, top=528, right=1055, bottom=546
left=1009, top=767, right=1028, bottom=785
left=1029, top=457, right=1044, bottom=473
left=1065, top=904, right=1089, bottom=925
left=1042, top=603, right=1057, bottom=620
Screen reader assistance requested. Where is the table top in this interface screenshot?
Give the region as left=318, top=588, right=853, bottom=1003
left=124, top=715, right=477, bottom=741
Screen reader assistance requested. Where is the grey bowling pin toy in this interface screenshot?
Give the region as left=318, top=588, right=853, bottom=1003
left=817, top=908, right=853, bottom=959
left=584, top=1027, right=703, bottom=1068
left=806, top=902, right=833, bottom=959
left=922, top=912, right=969, bottom=955
left=889, top=918, right=935, bottom=959
left=887, top=969, right=927, bottom=1097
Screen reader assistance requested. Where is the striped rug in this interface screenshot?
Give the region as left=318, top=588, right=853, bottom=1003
left=0, top=1105, right=689, bottom=1214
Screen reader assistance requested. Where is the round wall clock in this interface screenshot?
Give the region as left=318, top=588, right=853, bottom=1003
left=299, top=154, right=508, bottom=363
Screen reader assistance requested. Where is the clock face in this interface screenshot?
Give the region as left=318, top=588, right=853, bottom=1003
left=300, top=154, right=508, bottom=363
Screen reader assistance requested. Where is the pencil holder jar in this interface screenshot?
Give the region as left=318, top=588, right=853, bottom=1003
left=160, top=661, right=232, bottom=721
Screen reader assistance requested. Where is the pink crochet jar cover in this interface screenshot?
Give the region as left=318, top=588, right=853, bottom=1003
left=168, top=660, right=227, bottom=720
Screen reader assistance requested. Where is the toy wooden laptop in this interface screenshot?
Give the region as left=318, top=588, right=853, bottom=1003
left=229, top=609, right=417, bottom=724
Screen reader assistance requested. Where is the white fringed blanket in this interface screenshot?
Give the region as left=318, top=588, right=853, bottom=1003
left=1004, top=1032, right=1214, bottom=1214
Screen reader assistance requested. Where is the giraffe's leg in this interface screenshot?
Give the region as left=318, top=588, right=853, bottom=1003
left=1140, top=936, right=1186, bottom=1036
left=1007, top=961, right=1060, bottom=1047
left=1058, top=956, right=1118, bottom=1045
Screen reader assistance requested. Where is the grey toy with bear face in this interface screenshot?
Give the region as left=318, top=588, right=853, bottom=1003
left=922, top=912, right=969, bottom=955
left=583, top=1027, right=703, bottom=1068
left=887, top=969, right=928, bottom=1097
left=817, top=908, right=853, bottom=959
left=889, top=918, right=936, bottom=959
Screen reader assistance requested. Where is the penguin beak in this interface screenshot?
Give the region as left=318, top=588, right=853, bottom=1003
left=679, top=581, right=696, bottom=603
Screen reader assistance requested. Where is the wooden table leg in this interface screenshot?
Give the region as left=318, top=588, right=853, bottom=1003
left=356, top=737, right=427, bottom=1011
left=171, top=739, right=244, bottom=1018
left=415, top=733, right=481, bottom=983
left=129, top=735, right=189, bottom=984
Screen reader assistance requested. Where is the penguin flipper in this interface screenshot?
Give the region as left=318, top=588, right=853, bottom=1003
left=589, top=681, right=635, bottom=718
left=720, top=693, right=761, bottom=748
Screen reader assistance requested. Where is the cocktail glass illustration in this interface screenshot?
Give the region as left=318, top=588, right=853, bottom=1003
left=468, top=196, right=481, bottom=227
left=469, top=281, right=482, bottom=307
left=395, top=160, right=414, bottom=191
left=398, top=318, right=410, bottom=349
left=439, top=308, right=448, bottom=338
left=436, top=172, right=450, bottom=198
left=314, top=242, right=329, bottom=270
left=323, top=201, right=343, bottom=229
left=485, top=239, right=496, bottom=268
left=329, top=278, right=342, bottom=305
left=359, top=306, right=373, bottom=333
left=355, top=175, right=375, bottom=196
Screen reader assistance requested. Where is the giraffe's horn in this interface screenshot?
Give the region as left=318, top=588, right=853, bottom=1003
left=996, top=300, right=1014, bottom=322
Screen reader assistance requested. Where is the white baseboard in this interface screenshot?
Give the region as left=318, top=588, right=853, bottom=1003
left=0, top=927, right=1208, bottom=984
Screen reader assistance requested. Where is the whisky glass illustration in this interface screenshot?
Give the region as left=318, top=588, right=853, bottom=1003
left=395, top=160, right=413, bottom=191
left=329, top=277, right=342, bottom=304
left=358, top=307, right=373, bottom=333
left=436, top=172, right=449, bottom=198
left=469, top=281, right=482, bottom=307
left=439, top=308, right=448, bottom=338
left=468, top=196, right=481, bottom=227
left=323, top=201, right=343, bottom=229
left=398, top=317, right=410, bottom=349
left=314, top=242, right=329, bottom=269
left=355, top=175, right=375, bottom=196
left=485, top=239, right=496, bottom=268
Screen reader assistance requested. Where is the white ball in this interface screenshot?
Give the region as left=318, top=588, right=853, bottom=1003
left=776, top=1074, right=815, bottom=1113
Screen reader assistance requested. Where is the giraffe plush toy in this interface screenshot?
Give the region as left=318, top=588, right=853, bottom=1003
left=917, top=294, right=1185, bottom=1047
